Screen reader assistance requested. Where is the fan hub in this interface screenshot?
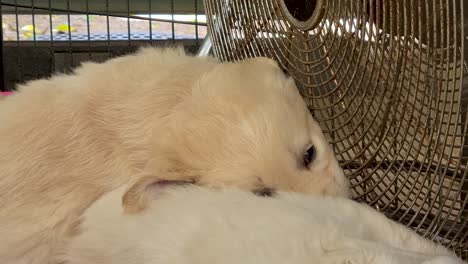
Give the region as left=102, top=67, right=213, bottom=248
left=279, top=0, right=325, bottom=31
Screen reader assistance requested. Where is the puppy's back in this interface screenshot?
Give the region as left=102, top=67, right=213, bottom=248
left=0, top=47, right=217, bottom=263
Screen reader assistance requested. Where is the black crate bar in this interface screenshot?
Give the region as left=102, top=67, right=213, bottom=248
left=0, top=4, right=5, bottom=91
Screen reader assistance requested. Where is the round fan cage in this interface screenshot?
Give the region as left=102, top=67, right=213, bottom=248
left=202, top=0, right=468, bottom=259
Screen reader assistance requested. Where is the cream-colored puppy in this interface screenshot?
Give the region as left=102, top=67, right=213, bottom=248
left=59, top=180, right=463, bottom=264
left=0, top=47, right=348, bottom=263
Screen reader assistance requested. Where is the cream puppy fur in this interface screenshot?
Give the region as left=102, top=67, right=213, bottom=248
left=59, top=179, right=463, bottom=264
left=0, top=47, right=347, bottom=263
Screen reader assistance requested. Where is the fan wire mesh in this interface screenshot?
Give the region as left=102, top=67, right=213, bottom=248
left=204, top=0, right=467, bottom=258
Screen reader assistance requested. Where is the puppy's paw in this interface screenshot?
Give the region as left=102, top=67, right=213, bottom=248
left=122, top=175, right=195, bottom=214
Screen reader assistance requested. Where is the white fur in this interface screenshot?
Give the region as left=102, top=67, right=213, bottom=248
left=0, top=47, right=347, bottom=263
left=60, top=186, right=464, bottom=264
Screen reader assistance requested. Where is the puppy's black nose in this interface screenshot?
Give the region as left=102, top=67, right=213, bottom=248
left=253, top=187, right=276, bottom=197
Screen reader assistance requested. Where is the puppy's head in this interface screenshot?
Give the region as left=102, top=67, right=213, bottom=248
left=151, top=57, right=349, bottom=197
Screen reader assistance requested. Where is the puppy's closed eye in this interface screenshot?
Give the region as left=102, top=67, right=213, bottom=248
left=252, top=187, right=276, bottom=197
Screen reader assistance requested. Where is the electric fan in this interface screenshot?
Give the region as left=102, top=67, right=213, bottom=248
left=202, top=0, right=468, bottom=258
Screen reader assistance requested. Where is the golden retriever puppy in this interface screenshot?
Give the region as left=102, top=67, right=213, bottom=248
left=58, top=178, right=462, bottom=264
left=0, top=47, right=348, bottom=263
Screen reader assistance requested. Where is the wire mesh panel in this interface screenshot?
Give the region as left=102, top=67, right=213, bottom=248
left=205, top=0, right=467, bottom=259
left=0, top=0, right=206, bottom=91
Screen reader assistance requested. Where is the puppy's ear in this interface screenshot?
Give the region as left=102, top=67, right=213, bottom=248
left=121, top=175, right=158, bottom=214
left=122, top=175, right=194, bottom=214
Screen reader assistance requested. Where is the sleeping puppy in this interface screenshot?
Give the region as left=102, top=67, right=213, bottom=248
left=58, top=178, right=463, bottom=264
left=0, top=47, right=348, bottom=263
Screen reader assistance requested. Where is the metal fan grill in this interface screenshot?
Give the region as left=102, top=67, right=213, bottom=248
left=201, top=0, right=468, bottom=258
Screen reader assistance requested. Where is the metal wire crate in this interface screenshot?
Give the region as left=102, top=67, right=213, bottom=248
left=0, top=0, right=206, bottom=91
